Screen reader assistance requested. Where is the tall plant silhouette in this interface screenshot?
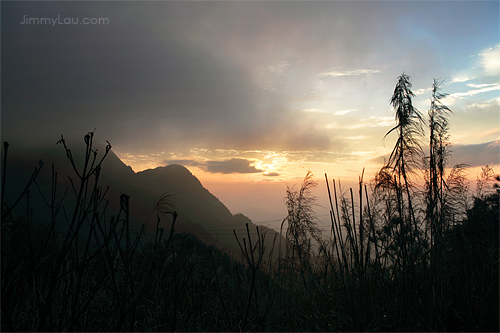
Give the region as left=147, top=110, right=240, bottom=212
left=376, top=73, right=425, bottom=318
left=425, top=79, right=453, bottom=259
left=383, top=72, right=424, bottom=215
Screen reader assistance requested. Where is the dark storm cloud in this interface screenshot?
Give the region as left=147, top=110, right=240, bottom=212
left=1, top=1, right=258, bottom=150
left=205, top=158, right=263, bottom=174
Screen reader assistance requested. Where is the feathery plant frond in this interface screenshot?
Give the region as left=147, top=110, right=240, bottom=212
left=152, top=192, right=176, bottom=220
left=428, top=78, right=453, bottom=180
left=444, top=163, right=470, bottom=221
left=476, top=165, right=498, bottom=198
left=426, top=79, right=454, bottom=251
left=384, top=73, right=424, bottom=174
left=389, top=73, right=425, bottom=126
left=378, top=73, right=425, bottom=227
left=283, top=171, right=322, bottom=255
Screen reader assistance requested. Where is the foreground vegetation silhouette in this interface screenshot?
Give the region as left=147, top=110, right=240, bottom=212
left=2, top=74, right=498, bottom=331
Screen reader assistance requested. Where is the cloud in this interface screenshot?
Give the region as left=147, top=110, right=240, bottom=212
left=371, top=116, right=394, bottom=127
left=414, top=87, right=432, bottom=96
left=345, top=116, right=394, bottom=129
left=466, top=83, right=497, bottom=89
left=163, top=159, right=201, bottom=167
left=3, top=0, right=498, bottom=167
left=302, top=108, right=323, bottom=113
left=334, top=109, right=356, bottom=116
left=318, top=67, right=381, bottom=77
left=449, top=141, right=500, bottom=167
left=4, top=1, right=357, bottom=155
left=479, top=44, right=500, bottom=77
left=263, top=172, right=280, bottom=177
left=450, top=83, right=500, bottom=98
left=205, top=158, right=263, bottom=174
left=165, top=157, right=266, bottom=174
left=267, top=61, right=291, bottom=74
left=368, top=155, right=389, bottom=166
left=451, top=75, right=475, bottom=83
left=464, top=97, right=500, bottom=111
left=368, top=141, right=500, bottom=169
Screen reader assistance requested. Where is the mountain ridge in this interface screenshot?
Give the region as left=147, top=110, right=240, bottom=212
left=2, top=140, right=284, bottom=258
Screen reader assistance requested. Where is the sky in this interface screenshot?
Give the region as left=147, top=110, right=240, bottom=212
left=2, top=1, right=499, bottom=226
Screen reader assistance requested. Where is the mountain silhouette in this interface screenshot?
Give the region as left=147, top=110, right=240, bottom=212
left=2, top=140, right=284, bottom=258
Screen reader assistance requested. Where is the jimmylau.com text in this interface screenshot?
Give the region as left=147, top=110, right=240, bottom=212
left=20, top=15, right=109, bottom=26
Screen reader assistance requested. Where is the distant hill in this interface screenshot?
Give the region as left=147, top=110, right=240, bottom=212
left=1, top=139, right=285, bottom=259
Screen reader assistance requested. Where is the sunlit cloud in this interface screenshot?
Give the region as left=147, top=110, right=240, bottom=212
left=464, top=97, right=500, bottom=110
left=347, top=124, right=367, bottom=129
left=334, top=109, right=356, bottom=115
left=478, top=128, right=500, bottom=140
left=414, top=87, right=432, bottom=96
left=345, top=116, right=393, bottom=129
left=303, top=108, right=324, bottom=113
left=451, top=75, right=475, bottom=83
left=466, top=83, right=497, bottom=89
left=370, top=116, right=394, bottom=127
left=450, top=83, right=500, bottom=98
left=163, top=159, right=201, bottom=167
left=317, top=67, right=381, bottom=77
left=479, top=44, right=500, bottom=77
left=349, top=150, right=377, bottom=157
